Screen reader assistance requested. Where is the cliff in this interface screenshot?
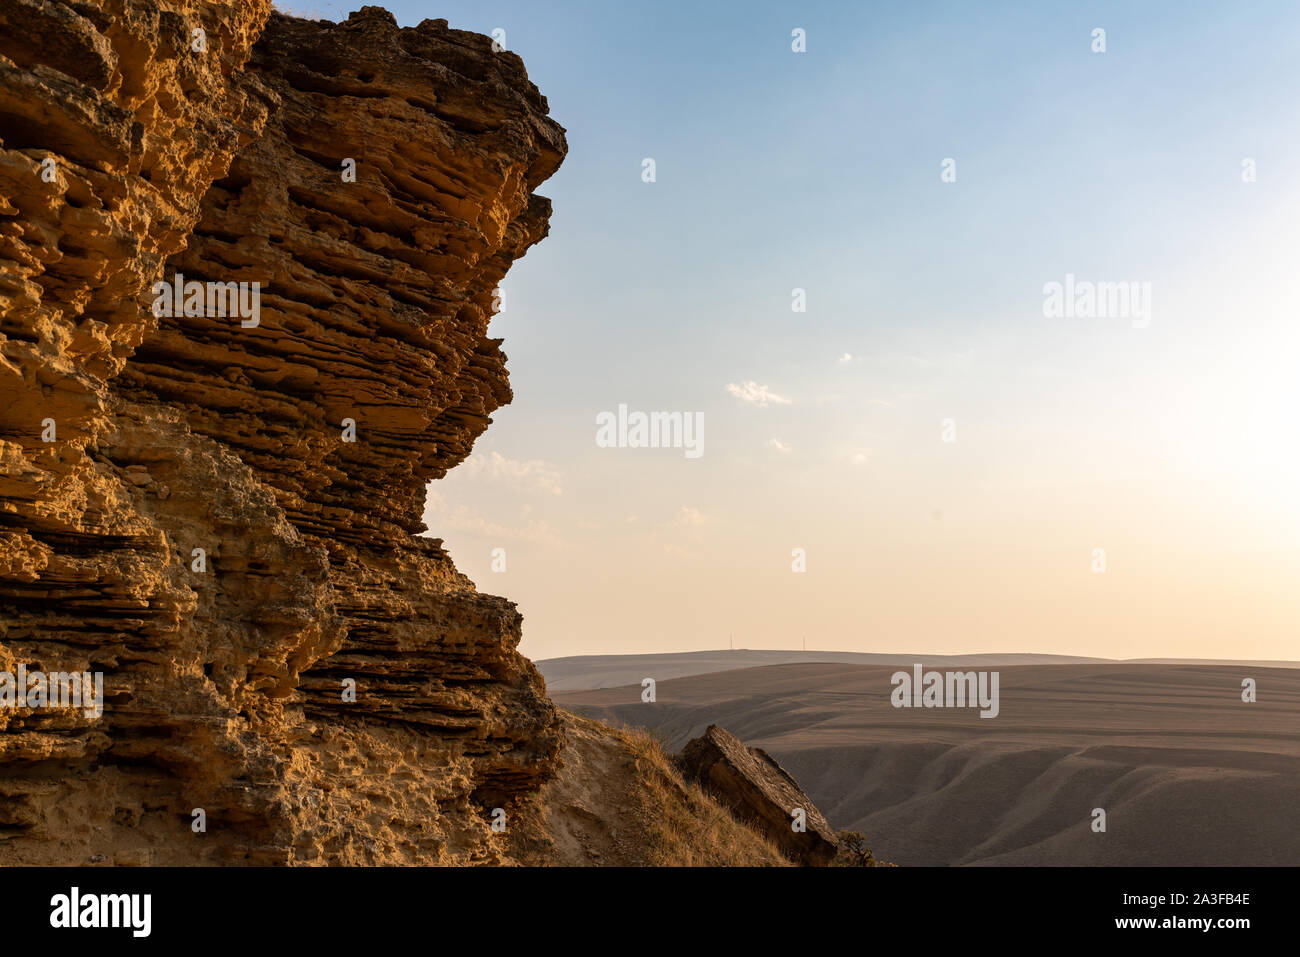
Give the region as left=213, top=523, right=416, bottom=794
left=0, top=1, right=805, bottom=867
left=0, top=0, right=571, bottom=865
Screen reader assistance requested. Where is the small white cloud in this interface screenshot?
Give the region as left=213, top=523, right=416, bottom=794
left=768, top=438, right=791, bottom=453
left=423, top=491, right=563, bottom=546
left=672, top=506, right=708, bottom=526
left=460, top=450, right=562, bottom=495
left=838, top=353, right=854, bottom=363
left=725, top=381, right=792, bottom=407
left=850, top=452, right=868, bottom=466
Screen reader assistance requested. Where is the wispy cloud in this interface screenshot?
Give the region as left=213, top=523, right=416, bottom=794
left=672, top=506, right=709, bottom=526
left=424, top=491, right=564, bottom=546
left=460, top=450, right=563, bottom=495
left=768, top=438, right=791, bottom=453
left=725, top=381, right=792, bottom=407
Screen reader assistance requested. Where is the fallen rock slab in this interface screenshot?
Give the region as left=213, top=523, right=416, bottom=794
left=677, top=724, right=839, bottom=865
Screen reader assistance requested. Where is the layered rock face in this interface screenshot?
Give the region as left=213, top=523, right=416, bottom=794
left=0, top=3, right=566, bottom=864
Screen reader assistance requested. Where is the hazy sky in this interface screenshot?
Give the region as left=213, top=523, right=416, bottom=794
left=287, top=2, right=1300, bottom=662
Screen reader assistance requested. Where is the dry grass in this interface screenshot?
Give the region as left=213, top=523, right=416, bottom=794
left=614, top=724, right=791, bottom=867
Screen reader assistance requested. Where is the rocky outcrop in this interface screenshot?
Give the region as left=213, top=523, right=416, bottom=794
left=678, top=724, right=840, bottom=865
left=0, top=3, right=565, bottom=864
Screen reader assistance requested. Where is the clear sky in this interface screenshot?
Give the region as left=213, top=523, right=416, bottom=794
left=284, top=2, right=1300, bottom=662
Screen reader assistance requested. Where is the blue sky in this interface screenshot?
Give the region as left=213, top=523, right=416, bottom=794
left=284, top=2, right=1300, bottom=661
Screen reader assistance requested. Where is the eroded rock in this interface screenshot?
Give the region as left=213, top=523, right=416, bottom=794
left=0, top=3, right=566, bottom=865
left=678, top=724, right=840, bottom=866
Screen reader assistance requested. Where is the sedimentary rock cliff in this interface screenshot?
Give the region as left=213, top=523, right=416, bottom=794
left=0, top=2, right=566, bottom=864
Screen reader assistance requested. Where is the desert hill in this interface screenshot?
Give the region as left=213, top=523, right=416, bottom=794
left=555, top=660, right=1300, bottom=865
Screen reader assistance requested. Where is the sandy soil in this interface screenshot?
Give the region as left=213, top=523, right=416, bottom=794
left=506, top=712, right=789, bottom=866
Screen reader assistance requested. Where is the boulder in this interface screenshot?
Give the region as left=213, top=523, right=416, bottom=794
left=678, top=724, right=839, bottom=865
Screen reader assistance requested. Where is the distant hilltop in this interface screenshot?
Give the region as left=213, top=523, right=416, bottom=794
left=536, top=649, right=1300, bottom=692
